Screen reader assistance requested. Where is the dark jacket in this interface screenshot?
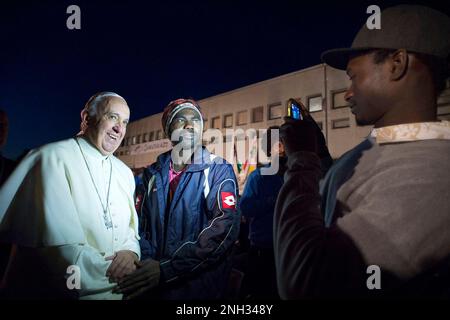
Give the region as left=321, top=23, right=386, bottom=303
left=240, top=157, right=286, bottom=248
left=137, top=147, right=240, bottom=299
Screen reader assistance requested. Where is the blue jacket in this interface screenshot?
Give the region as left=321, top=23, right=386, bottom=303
left=240, top=159, right=286, bottom=248
left=137, top=147, right=240, bottom=299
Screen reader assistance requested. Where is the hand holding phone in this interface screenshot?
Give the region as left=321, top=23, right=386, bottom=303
left=287, top=98, right=308, bottom=120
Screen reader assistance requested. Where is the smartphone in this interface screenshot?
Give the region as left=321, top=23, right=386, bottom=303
left=287, top=99, right=307, bottom=120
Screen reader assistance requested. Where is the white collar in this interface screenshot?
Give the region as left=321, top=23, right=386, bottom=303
left=370, top=120, right=450, bottom=144
left=76, top=136, right=110, bottom=161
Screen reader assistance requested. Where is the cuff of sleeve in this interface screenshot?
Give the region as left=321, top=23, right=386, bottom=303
left=120, top=243, right=141, bottom=260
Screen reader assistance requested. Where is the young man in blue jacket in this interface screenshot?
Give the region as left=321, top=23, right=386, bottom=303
left=115, top=98, right=240, bottom=299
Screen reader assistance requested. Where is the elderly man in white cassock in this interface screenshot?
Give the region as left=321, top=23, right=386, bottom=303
left=0, top=92, right=140, bottom=299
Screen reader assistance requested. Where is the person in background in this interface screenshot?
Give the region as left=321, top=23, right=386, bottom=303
left=0, top=109, right=17, bottom=281
left=239, top=125, right=286, bottom=299
left=0, top=110, right=16, bottom=187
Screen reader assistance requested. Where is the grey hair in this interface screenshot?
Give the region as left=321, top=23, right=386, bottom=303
left=79, top=91, right=124, bottom=134
left=84, top=92, right=124, bottom=119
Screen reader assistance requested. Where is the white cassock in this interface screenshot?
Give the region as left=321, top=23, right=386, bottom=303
left=0, top=137, right=140, bottom=299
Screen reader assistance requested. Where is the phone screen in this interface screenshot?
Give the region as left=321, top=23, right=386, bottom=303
left=288, top=101, right=302, bottom=120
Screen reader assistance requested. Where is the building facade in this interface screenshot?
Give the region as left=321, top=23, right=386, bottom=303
left=116, top=63, right=450, bottom=190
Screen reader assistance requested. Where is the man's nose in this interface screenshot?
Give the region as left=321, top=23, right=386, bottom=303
left=184, top=120, right=194, bottom=130
left=113, top=122, right=125, bottom=133
left=344, top=88, right=353, bottom=103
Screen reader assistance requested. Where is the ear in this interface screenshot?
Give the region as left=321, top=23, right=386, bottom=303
left=80, top=109, right=93, bottom=134
left=80, top=109, right=89, bottom=124
left=389, top=49, right=409, bottom=81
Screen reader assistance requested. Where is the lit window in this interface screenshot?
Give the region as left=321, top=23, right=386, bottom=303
left=212, top=116, right=221, bottom=129
left=252, top=106, right=264, bottom=123
left=142, top=133, right=148, bottom=142
left=131, top=136, right=137, bottom=145
left=223, top=114, right=233, bottom=128
left=437, top=105, right=450, bottom=120
left=308, top=95, right=322, bottom=112
left=317, top=122, right=323, bottom=131
left=333, top=90, right=348, bottom=109
left=237, top=111, right=248, bottom=125
left=268, top=103, right=282, bottom=120
left=332, top=118, right=350, bottom=129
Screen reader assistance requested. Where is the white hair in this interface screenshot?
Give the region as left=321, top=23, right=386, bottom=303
left=84, top=92, right=124, bottom=119
left=78, top=91, right=125, bottom=135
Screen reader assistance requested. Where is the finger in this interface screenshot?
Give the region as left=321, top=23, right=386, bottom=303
left=119, top=269, right=149, bottom=287
left=118, top=278, right=149, bottom=294
left=135, top=260, right=143, bottom=267
left=125, top=286, right=150, bottom=300
left=108, top=256, right=124, bottom=277
left=120, top=264, right=137, bottom=279
left=105, top=254, right=118, bottom=276
left=114, top=258, right=130, bottom=279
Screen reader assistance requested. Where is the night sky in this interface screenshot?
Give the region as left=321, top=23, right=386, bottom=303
left=1, top=0, right=448, bottom=159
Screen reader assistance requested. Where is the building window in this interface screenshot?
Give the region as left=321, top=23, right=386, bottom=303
left=223, top=114, right=233, bottom=128
left=142, top=133, right=148, bottom=143
left=149, top=131, right=154, bottom=142
left=308, top=95, right=322, bottom=112
left=268, top=102, right=282, bottom=120
left=332, top=89, right=348, bottom=109
left=156, top=130, right=163, bottom=140
left=136, top=135, right=141, bottom=144
left=438, top=113, right=450, bottom=120
left=332, top=118, right=350, bottom=129
left=252, top=106, right=264, bottom=123
left=437, top=105, right=450, bottom=120
left=317, top=121, right=323, bottom=131
left=131, top=136, right=137, bottom=145
left=236, top=111, right=248, bottom=125
left=211, top=116, right=221, bottom=129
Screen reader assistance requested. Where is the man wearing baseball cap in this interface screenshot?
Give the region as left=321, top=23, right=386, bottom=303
left=115, top=98, right=240, bottom=299
left=275, top=5, right=450, bottom=298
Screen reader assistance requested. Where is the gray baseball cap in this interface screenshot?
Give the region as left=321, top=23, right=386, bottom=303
left=321, top=5, right=450, bottom=70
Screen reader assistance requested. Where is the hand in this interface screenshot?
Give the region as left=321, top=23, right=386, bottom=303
left=105, top=250, right=139, bottom=282
left=113, top=258, right=161, bottom=300
left=280, top=117, right=319, bottom=156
